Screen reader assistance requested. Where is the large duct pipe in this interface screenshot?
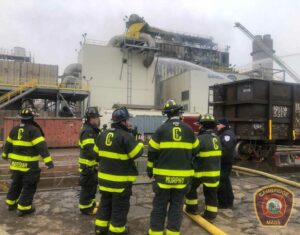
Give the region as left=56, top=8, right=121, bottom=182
left=61, top=63, right=82, bottom=88
left=63, top=63, right=82, bottom=77
left=107, top=33, right=156, bottom=68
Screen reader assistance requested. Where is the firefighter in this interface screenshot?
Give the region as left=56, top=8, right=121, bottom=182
left=78, top=107, right=101, bottom=215
left=94, top=107, right=144, bottom=235
left=147, top=99, right=200, bottom=235
left=2, top=107, right=54, bottom=217
left=216, top=118, right=237, bottom=209
left=185, top=114, right=222, bottom=221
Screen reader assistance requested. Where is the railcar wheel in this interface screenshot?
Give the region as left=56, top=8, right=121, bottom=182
left=235, top=141, right=252, bottom=160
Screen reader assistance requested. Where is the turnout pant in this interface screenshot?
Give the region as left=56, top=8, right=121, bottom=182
left=95, top=186, right=132, bottom=235
left=218, top=164, right=234, bottom=208
left=6, top=169, right=40, bottom=211
left=185, top=178, right=218, bottom=219
left=148, top=182, right=189, bottom=235
left=79, top=166, right=98, bottom=213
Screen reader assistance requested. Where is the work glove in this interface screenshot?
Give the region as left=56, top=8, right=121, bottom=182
left=147, top=167, right=153, bottom=179
left=46, top=162, right=54, bottom=170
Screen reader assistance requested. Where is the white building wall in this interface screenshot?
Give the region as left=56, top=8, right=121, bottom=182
left=78, top=44, right=155, bottom=109
left=190, top=70, right=249, bottom=114
left=160, top=70, right=249, bottom=114
left=160, top=71, right=191, bottom=109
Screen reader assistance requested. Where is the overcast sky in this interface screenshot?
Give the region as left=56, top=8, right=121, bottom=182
left=1, top=0, right=300, bottom=75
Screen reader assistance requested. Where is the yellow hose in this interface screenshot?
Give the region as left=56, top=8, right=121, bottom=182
left=232, top=165, right=300, bottom=188
left=183, top=206, right=228, bottom=235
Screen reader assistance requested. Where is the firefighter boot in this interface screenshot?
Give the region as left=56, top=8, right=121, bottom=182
left=17, top=207, right=36, bottom=217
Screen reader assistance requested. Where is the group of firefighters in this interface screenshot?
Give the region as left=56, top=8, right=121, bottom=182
left=2, top=99, right=236, bottom=235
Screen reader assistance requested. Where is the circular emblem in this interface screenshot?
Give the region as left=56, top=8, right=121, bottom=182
left=254, top=185, right=294, bottom=226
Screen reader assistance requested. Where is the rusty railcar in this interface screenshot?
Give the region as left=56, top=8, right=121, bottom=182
left=209, top=78, right=300, bottom=160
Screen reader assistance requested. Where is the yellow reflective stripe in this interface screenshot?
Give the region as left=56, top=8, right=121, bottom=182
left=17, top=204, right=31, bottom=211
left=79, top=158, right=98, bottom=166
left=109, top=224, right=126, bottom=233
left=99, top=151, right=128, bottom=160
left=204, top=181, right=220, bottom=187
left=80, top=138, right=95, bottom=147
left=153, top=168, right=194, bottom=177
left=206, top=205, right=218, bottom=212
left=95, top=219, right=109, bottom=227
left=2, top=152, right=7, bottom=158
left=128, top=142, right=144, bottom=158
left=32, top=136, right=45, bottom=145
left=198, top=150, right=222, bottom=157
left=7, top=136, right=13, bottom=143
left=149, top=139, right=160, bottom=150
left=157, top=183, right=187, bottom=189
left=98, top=172, right=137, bottom=182
left=99, top=186, right=125, bottom=193
left=166, top=229, right=180, bottom=235
left=160, top=142, right=193, bottom=149
left=192, top=138, right=200, bottom=148
left=8, top=153, right=39, bottom=162
left=147, top=161, right=154, bottom=168
left=194, top=171, right=220, bottom=178
left=11, top=140, right=33, bottom=147
left=185, top=199, right=198, bottom=205
left=93, top=145, right=99, bottom=153
left=6, top=199, right=16, bottom=205
left=10, top=166, right=29, bottom=172
left=79, top=199, right=95, bottom=209
left=148, top=229, right=164, bottom=235
left=43, top=156, right=52, bottom=163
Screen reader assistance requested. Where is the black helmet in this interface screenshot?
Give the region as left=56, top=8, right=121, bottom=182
left=85, top=107, right=101, bottom=119
left=112, top=107, right=132, bottom=123
left=198, top=114, right=216, bottom=129
left=162, top=99, right=183, bottom=116
left=199, top=114, right=216, bottom=123
left=19, top=107, right=36, bottom=120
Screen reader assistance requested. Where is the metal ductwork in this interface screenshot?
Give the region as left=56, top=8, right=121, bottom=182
left=107, top=33, right=156, bottom=68
left=62, top=63, right=82, bottom=77
left=61, top=63, right=82, bottom=87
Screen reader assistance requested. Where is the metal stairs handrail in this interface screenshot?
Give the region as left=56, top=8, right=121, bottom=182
left=0, top=79, right=38, bottom=109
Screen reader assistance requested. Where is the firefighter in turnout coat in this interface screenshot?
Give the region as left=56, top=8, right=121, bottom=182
left=147, top=100, right=200, bottom=235
left=78, top=107, right=101, bottom=215
left=2, top=107, right=54, bottom=217
left=94, top=107, right=144, bottom=235
left=185, top=114, right=222, bottom=221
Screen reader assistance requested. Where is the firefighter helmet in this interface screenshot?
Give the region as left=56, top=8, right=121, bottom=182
left=199, top=114, right=216, bottom=123
left=19, top=107, right=36, bottom=120
left=112, top=107, right=132, bottom=123
left=162, top=99, right=183, bottom=116
left=85, top=107, right=102, bottom=119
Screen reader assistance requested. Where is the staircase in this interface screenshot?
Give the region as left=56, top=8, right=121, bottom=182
left=0, top=79, right=38, bottom=109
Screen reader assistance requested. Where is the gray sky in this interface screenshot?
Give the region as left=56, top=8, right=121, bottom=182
left=1, top=0, right=300, bottom=75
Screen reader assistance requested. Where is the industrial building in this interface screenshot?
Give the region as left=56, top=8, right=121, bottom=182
left=78, top=14, right=239, bottom=112
left=160, top=70, right=247, bottom=113
left=0, top=47, right=89, bottom=138
left=78, top=42, right=156, bottom=109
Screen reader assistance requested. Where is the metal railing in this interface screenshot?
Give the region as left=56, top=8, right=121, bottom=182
left=0, top=79, right=38, bottom=105
left=0, top=80, right=90, bottom=92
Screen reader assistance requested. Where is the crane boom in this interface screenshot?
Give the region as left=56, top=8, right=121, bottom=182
left=235, top=22, right=300, bottom=83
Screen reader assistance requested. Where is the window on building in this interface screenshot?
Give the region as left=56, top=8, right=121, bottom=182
left=181, top=90, right=189, bottom=101
left=183, top=104, right=189, bottom=111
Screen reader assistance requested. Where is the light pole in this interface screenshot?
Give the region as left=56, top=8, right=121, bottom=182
left=83, top=75, right=93, bottom=107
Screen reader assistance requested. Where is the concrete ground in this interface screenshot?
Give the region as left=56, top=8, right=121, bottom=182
left=0, top=173, right=300, bottom=235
